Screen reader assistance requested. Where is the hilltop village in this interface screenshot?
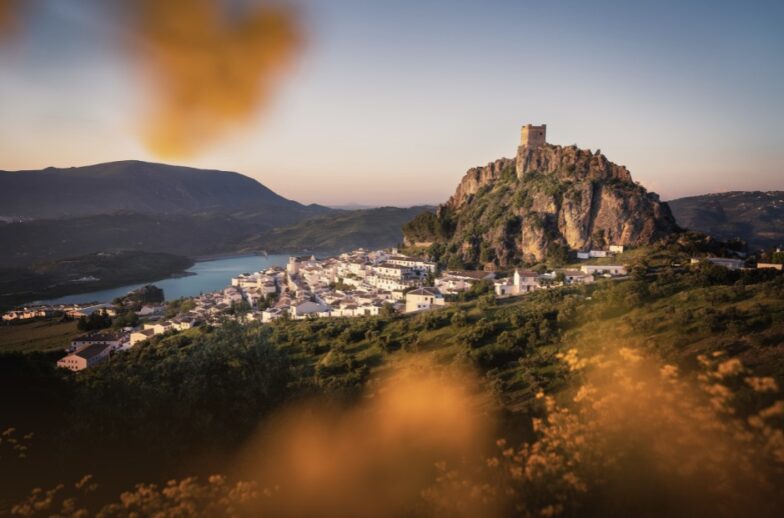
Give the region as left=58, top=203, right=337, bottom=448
left=5, top=243, right=779, bottom=373
left=0, top=247, right=636, bottom=372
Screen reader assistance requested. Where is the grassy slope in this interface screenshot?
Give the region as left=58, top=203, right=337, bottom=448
left=316, top=271, right=779, bottom=409
left=146, top=265, right=783, bottom=417
left=0, top=320, right=80, bottom=353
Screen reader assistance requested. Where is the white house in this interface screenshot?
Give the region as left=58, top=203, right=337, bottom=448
left=368, top=263, right=422, bottom=291
left=171, top=316, right=199, bottom=331
left=290, top=300, right=329, bottom=319
left=405, top=287, right=445, bottom=313
left=436, top=270, right=495, bottom=294
left=386, top=255, right=436, bottom=273
left=580, top=265, right=628, bottom=276
left=130, top=328, right=155, bottom=347
left=143, top=321, right=174, bottom=335
left=494, top=269, right=541, bottom=298
left=560, top=270, right=595, bottom=285
left=514, top=270, right=540, bottom=291
left=609, top=245, right=625, bottom=254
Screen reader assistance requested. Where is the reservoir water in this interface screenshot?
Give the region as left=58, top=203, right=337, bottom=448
left=37, top=254, right=289, bottom=305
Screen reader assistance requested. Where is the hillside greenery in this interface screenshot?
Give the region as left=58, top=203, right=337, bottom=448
left=240, top=206, right=433, bottom=255
left=1, top=244, right=783, bottom=513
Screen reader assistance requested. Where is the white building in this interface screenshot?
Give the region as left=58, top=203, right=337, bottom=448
left=609, top=245, right=625, bottom=254
left=130, top=328, right=155, bottom=347
left=171, top=316, right=199, bottom=331
left=405, top=287, right=445, bottom=313
left=436, top=270, right=495, bottom=294
left=368, top=263, right=423, bottom=291
left=580, top=264, right=628, bottom=276
left=287, top=255, right=316, bottom=275
left=66, top=304, right=115, bottom=319
left=57, top=343, right=112, bottom=371
left=560, top=270, right=595, bottom=285
left=143, top=321, right=175, bottom=335
left=2, top=308, right=54, bottom=321
left=494, top=269, right=541, bottom=298
left=386, top=255, right=437, bottom=273
left=69, top=331, right=125, bottom=353
left=290, top=300, right=330, bottom=319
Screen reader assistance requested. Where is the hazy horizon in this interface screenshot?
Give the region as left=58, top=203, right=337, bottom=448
left=1, top=0, right=782, bottom=206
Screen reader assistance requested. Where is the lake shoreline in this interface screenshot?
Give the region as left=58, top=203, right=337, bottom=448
left=30, top=254, right=289, bottom=306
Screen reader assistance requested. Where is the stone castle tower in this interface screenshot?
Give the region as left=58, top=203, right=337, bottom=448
left=520, top=124, right=546, bottom=148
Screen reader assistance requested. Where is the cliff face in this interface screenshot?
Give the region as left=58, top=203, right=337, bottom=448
left=404, top=144, right=677, bottom=267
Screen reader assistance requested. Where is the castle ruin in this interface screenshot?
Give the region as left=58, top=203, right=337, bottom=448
left=520, top=123, right=546, bottom=148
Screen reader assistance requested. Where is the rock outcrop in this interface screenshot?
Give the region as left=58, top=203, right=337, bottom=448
left=403, top=143, right=677, bottom=267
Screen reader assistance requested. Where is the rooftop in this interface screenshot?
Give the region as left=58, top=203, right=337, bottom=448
left=72, top=343, right=111, bottom=361
left=407, top=287, right=442, bottom=297
left=73, top=331, right=124, bottom=342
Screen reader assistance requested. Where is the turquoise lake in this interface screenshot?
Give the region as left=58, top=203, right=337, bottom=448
left=37, top=254, right=289, bottom=305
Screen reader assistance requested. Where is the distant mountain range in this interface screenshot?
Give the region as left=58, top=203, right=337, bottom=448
left=668, top=191, right=784, bottom=250
left=326, top=203, right=380, bottom=211
left=2, top=158, right=780, bottom=305
left=0, top=160, right=329, bottom=226
left=0, top=161, right=432, bottom=272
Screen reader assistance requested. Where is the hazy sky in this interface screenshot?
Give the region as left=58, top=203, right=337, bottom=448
left=0, top=0, right=782, bottom=206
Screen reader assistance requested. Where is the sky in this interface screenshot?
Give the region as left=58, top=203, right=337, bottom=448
left=0, top=0, right=782, bottom=206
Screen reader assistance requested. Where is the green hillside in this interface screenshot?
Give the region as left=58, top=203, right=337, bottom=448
left=241, top=206, right=434, bottom=254
left=2, top=241, right=782, bottom=515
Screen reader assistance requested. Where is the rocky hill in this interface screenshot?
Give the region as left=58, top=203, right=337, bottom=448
left=404, top=142, right=677, bottom=267
left=668, top=191, right=784, bottom=250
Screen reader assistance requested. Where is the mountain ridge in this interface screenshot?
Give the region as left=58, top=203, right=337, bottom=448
left=0, top=160, right=329, bottom=223
left=668, top=190, right=784, bottom=250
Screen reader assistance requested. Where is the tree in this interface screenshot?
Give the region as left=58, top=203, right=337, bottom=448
left=380, top=303, right=397, bottom=319
left=77, top=310, right=112, bottom=332
left=112, top=311, right=139, bottom=329
left=451, top=310, right=468, bottom=327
